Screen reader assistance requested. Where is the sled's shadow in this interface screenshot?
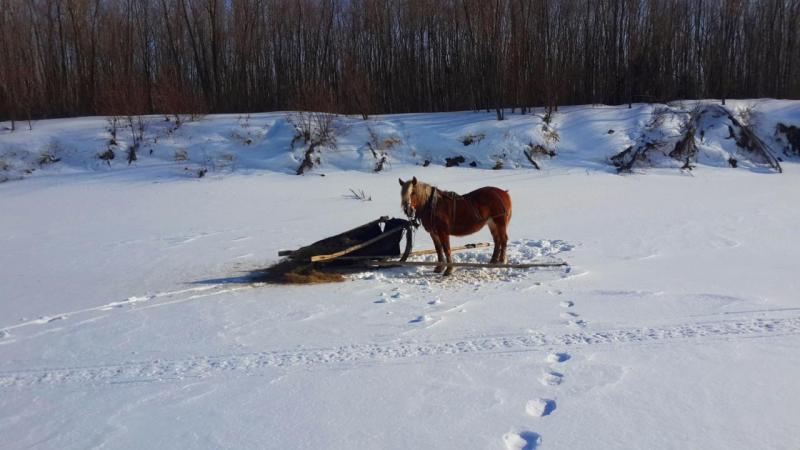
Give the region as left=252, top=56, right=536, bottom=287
left=190, top=270, right=268, bottom=285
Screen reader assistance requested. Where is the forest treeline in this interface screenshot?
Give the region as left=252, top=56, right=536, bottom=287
left=1, top=0, right=800, bottom=124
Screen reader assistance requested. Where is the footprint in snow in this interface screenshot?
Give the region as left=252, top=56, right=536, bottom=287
left=526, top=398, right=557, bottom=417
left=559, top=300, right=574, bottom=308
left=568, top=319, right=587, bottom=328
left=503, top=431, right=541, bottom=450
left=539, top=370, right=564, bottom=386
left=560, top=311, right=579, bottom=319
left=409, top=315, right=433, bottom=324
left=374, top=292, right=395, bottom=304
left=546, top=352, right=570, bottom=363
left=32, top=315, right=66, bottom=325
left=101, top=295, right=155, bottom=310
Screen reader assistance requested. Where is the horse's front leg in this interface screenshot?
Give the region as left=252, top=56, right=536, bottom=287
left=430, top=233, right=445, bottom=273
left=438, top=231, right=454, bottom=276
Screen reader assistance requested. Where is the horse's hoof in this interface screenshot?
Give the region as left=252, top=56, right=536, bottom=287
left=443, top=268, right=454, bottom=276
left=433, top=266, right=444, bottom=273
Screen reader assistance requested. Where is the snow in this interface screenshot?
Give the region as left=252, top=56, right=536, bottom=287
left=1, top=100, right=800, bottom=449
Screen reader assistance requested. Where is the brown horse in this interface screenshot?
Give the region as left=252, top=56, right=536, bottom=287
left=399, top=177, right=512, bottom=276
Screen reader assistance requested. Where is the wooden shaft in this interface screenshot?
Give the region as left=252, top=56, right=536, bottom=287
left=407, top=242, right=491, bottom=257
left=279, top=242, right=491, bottom=259
left=370, top=260, right=568, bottom=269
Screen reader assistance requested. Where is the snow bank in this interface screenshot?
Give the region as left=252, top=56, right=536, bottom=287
left=2, top=99, right=798, bottom=183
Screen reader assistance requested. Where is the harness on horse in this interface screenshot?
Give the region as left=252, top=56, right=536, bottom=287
left=424, top=187, right=492, bottom=233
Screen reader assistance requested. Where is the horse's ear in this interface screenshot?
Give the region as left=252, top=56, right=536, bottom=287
left=398, top=178, right=404, bottom=186
left=412, top=176, right=417, bottom=185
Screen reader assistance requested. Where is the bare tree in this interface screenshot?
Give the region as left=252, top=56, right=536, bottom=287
left=1, top=0, right=799, bottom=122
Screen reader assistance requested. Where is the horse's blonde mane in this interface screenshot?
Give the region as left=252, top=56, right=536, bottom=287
left=412, top=180, right=435, bottom=207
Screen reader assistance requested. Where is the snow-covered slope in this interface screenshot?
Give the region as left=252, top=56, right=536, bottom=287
left=2, top=99, right=799, bottom=182
left=1, top=101, right=799, bottom=450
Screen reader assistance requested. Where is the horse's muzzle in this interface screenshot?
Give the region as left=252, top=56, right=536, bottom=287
left=402, top=203, right=416, bottom=218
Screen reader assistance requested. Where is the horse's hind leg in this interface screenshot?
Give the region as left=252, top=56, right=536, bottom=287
left=431, top=233, right=445, bottom=273
left=487, top=219, right=501, bottom=263
left=497, top=219, right=510, bottom=264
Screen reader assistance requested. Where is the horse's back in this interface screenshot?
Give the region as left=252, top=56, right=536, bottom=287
left=428, top=184, right=512, bottom=237
left=465, top=186, right=512, bottom=211
left=459, top=186, right=512, bottom=229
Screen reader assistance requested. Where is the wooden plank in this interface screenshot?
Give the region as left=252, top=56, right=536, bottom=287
left=369, top=260, right=568, bottom=269
left=309, top=226, right=404, bottom=262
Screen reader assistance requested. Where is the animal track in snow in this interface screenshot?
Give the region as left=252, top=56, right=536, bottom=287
left=560, top=312, right=579, bottom=319
left=503, top=431, right=541, bottom=450
left=559, top=301, right=574, bottom=308
left=3, top=316, right=797, bottom=387
left=526, top=398, right=556, bottom=417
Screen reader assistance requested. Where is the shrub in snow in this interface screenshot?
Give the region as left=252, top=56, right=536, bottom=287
left=174, top=149, right=188, bottom=162
left=776, top=123, right=800, bottom=156
left=366, top=125, right=402, bottom=172
left=98, top=148, right=115, bottom=166
left=445, top=155, right=465, bottom=167
left=345, top=189, right=372, bottom=201
left=126, top=144, right=138, bottom=165
left=290, top=111, right=339, bottom=175
left=524, top=143, right=556, bottom=170
left=460, top=132, right=485, bottom=146
left=37, top=152, right=60, bottom=166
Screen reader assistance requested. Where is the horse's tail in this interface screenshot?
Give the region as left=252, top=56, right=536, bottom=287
left=506, top=191, right=513, bottom=222
left=495, top=188, right=512, bottom=222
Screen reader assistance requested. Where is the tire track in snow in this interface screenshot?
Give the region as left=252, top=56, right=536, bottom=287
left=1, top=316, right=799, bottom=388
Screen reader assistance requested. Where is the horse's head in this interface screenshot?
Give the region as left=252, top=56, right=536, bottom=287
left=399, top=176, right=421, bottom=218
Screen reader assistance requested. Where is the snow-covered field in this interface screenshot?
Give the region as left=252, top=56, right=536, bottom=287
left=2, top=101, right=800, bottom=449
